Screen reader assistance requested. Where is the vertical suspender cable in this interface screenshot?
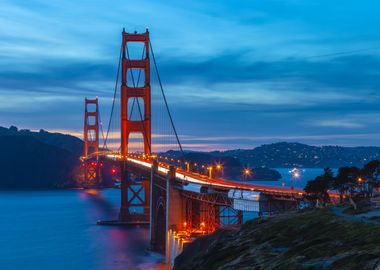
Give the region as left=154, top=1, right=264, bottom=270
left=149, top=40, right=185, bottom=158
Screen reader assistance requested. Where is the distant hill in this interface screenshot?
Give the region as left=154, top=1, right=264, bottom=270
left=164, top=150, right=281, bottom=181
left=213, top=142, right=380, bottom=168
left=0, top=126, right=83, bottom=189
left=0, top=126, right=83, bottom=155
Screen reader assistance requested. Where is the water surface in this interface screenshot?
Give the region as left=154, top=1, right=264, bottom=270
left=0, top=189, right=164, bottom=270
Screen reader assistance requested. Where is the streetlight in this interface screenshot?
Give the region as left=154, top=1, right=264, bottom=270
left=207, top=166, right=213, bottom=179
left=357, top=177, right=364, bottom=193
left=215, top=163, right=224, bottom=177
left=243, top=168, right=251, bottom=181
left=289, top=168, right=301, bottom=189
left=200, top=221, right=206, bottom=233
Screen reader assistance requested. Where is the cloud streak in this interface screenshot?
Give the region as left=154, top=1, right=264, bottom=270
left=1, top=0, right=380, bottom=148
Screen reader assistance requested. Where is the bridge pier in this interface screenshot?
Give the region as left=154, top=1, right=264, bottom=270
left=118, top=161, right=150, bottom=224
left=150, top=163, right=186, bottom=263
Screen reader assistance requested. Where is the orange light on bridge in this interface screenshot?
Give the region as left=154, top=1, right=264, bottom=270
left=358, top=177, right=363, bottom=183
left=207, top=166, right=213, bottom=178
left=183, top=222, right=187, bottom=227
left=200, top=222, right=205, bottom=228
left=243, top=168, right=251, bottom=181
left=216, top=164, right=222, bottom=170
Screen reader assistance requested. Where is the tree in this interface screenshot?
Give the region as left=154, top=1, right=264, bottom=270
left=305, top=168, right=334, bottom=206
left=361, top=160, right=380, bottom=198
left=9, top=125, right=18, bottom=133
left=333, top=166, right=360, bottom=202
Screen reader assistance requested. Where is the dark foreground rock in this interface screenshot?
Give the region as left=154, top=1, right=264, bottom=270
left=174, top=209, right=380, bottom=270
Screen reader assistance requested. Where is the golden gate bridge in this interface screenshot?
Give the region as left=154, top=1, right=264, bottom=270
left=81, top=28, right=308, bottom=264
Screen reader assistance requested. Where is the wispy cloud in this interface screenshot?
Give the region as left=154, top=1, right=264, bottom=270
left=1, top=0, right=380, bottom=149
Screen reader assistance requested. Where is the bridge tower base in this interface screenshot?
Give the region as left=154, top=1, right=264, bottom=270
left=118, top=161, right=150, bottom=224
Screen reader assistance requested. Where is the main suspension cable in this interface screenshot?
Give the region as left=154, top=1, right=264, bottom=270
left=103, top=43, right=123, bottom=150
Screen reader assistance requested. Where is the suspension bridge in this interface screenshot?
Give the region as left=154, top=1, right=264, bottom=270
left=81, top=29, right=306, bottom=264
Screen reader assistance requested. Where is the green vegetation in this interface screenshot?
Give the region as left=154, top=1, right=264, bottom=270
left=174, top=209, right=380, bottom=270
left=305, top=160, right=380, bottom=206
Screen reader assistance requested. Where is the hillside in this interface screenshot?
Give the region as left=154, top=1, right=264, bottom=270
left=164, top=151, right=281, bottom=181
left=214, top=142, right=380, bottom=168
left=0, top=126, right=83, bottom=155
left=174, top=209, right=380, bottom=270
left=0, top=126, right=82, bottom=188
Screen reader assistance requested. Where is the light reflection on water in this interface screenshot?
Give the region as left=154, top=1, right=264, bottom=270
left=0, top=189, right=166, bottom=270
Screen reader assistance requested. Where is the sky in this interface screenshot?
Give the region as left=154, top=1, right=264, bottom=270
left=1, top=0, right=380, bottom=151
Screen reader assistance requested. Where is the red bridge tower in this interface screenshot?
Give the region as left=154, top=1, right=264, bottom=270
left=119, top=29, right=151, bottom=222
left=83, top=97, right=101, bottom=187
left=121, top=29, right=151, bottom=156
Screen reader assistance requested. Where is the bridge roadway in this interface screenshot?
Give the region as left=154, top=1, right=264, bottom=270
left=105, top=154, right=305, bottom=198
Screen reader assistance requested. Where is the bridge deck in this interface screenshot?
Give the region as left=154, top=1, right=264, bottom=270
left=105, top=154, right=307, bottom=198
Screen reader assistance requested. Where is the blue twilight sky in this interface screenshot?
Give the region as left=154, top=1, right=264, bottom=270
left=1, top=0, right=380, bottom=150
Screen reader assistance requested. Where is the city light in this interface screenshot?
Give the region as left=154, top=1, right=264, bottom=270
left=289, top=168, right=302, bottom=189
left=289, top=168, right=301, bottom=179
left=243, top=168, right=251, bottom=181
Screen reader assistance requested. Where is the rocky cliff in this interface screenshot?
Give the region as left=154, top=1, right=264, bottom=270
left=174, top=209, right=380, bottom=270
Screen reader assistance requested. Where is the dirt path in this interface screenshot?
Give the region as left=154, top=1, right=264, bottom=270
left=331, top=207, right=380, bottom=225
